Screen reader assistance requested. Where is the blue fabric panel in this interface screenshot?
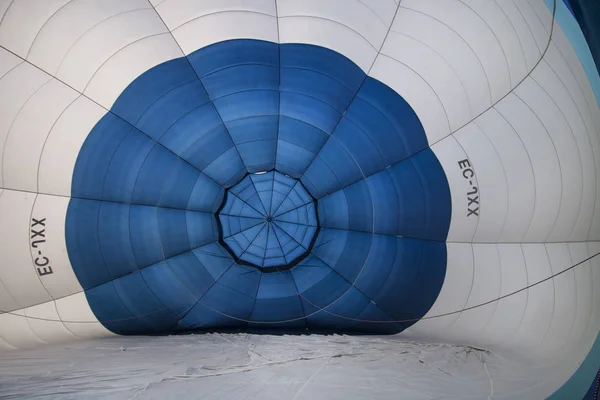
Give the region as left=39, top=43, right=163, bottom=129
left=65, top=199, right=109, bottom=289
left=309, top=139, right=363, bottom=195
left=214, top=90, right=278, bottom=122
left=85, top=282, right=138, bottom=335
left=180, top=125, right=235, bottom=169
left=278, top=116, right=328, bottom=154
left=176, top=301, right=240, bottom=331
left=346, top=302, right=403, bottom=334
left=216, top=264, right=261, bottom=298
left=250, top=272, right=305, bottom=323
left=141, top=262, right=196, bottom=321
left=157, top=208, right=190, bottom=259
left=276, top=140, right=315, bottom=178
left=280, top=44, right=364, bottom=94
left=72, top=114, right=131, bottom=200
left=186, top=211, right=217, bottom=249
left=188, top=39, right=278, bottom=78
left=192, top=244, right=236, bottom=281
left=332, top=117, right=386, bottom=177
left=196, top=147, right=247, bottom=188
left=227, top=116, right=278, bottom=171
left=202, top=65, right=278, bottom=99
left=102, top=129, right=155, bottom=203
left=366, top=170, right=400, bottom=236
left=291, top=256, right=334, bottom=294
left=343, top=180, right=373, bottom=232
left=301, top=155, right=341, bottom=199
left=166, top=251, right=217, bottom=298
left=98, top=202, right=137, bottom=279
left=352, top=235, right=399, bottom=300
left=158, top=103, right=222, bottom=155
left=187, top=173, right=225, bottom=213
left=112, top=271, right=178, bottom=333
left=131, top=145, right=177, bottom=206
left=200, top=282, right=255, bottom=325
left=280, top=91, right=341, bottom=134
left=158, top=159, right=199, bottom=209
left=129, top=205, right=163, bottom=268
left=111, top=58, right=199, bottom=125
left=317, top=190, right=349, bottom=229
left=353, top=77, right=429, bottom=162
left=299, top=267, right=351, bottom=315
left=328, top=230, right=372, bottom=284
left=306, top=286, right=370, bottom=331
left=135, top=81, right=210, bottom=141
left=280, top=67, right=354, bottom=113
left=309, top=229, right=345, bottom=269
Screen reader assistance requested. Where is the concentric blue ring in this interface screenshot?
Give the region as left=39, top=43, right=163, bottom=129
left=66, top=39, right=451, bottom=335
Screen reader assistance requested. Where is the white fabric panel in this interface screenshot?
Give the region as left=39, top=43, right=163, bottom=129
left=542, top=244, right=577, bottom=357
left=0, top=45, right=21, bottom=76
left=494, top=0, right=543, bottom=71
left=278, top=0, right=393, bottom=71
left=511, top=0, right=552, bottom=55
left=23, top=301, right=77, bottom=345
left=0, top=190, right=53, bottom=309
left=30, top=194, right=83, bottom=299
left=481, top=245, right=528, bottom=346
left=0, top=57, right=51, bottom=188
left=460, top=0, right=529, bottom=87
left=495, top=93, right=562, bottom=242
left=508, top=244, right=555, bottom=359
left=430, top=138, right=478, bottom=242
left=471, top=108, right=535, bottom=242
left=390, top=5, right=491, bottom=123
left=155, top=0, right=277, bottom=55
left=551, top=19, right=600, bottom=127
left=0, top=0, right=70, bottom=58
left=451, top=245, right=502, bottom=337
left=543, top=43, right=600, bottom=240
left=380, top=32, right=471, bottom=133
left=370, top=55, right=450, bottom=144
left=55, top=292, right=113, bottom=340
left=26, top=0, right=152, bottom=74
left=0, top=309, right=46, bottom=349
left=0, top=336, right=16, bottom=351
left=38, top=97, right=105, bottom=197
left=401, top=0, right=510, bottom=105
left=50, top=8, right=180, bottom=109
left=530, top=60, right=597, bottom=241
left=515, top=77, right=584, bottom=242
left=453, top=122, right=507, bottom=242
left=2, top=79, right=79, bottom=192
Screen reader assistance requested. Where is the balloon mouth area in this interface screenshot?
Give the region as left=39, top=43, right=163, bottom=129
left=216, top=170, right=319, bottom=272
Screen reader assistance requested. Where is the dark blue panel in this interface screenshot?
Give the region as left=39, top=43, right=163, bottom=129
left=214, top=90, right=278, bottom=121
left=112, top=58, right=199, bottom=126
left=306, top=286, right=370, bottom=331
left=98, top=202, right=137, bottom=279
left=158, top=159, right=200, bottom=209
left=311, top=138, right=363, bottom=193
left=112, top=271, right=178, bottom=333
left=188, top=39, right=278, bottom=78
left=299, top=268, right=351, bottom=315
left=250, top=272, right=305, bottom=323
left=203, top=65, right=278, bottom=99
left=136, top=81, right=210, bottom=141
left=186, top=211, right=217, bottom=248
left=167, top=251, right=216, bottom=299
left=102, top=129, right=155, bottom=203
left=131, top=145, right=178, bottom=206
left=332, top=117, right=386, bottom=177
left=72, top=114, right=131, bottom=200
left=366, top=170, right=399, bottom=236
left=344, top=180, right=373, bottom=232
left=141, top=262, right=196, bottom=321
left=280, top=43, right=364, bottom=93
left=65, top=199, right=109, bottom=289
left=158, top=208, right=190, bottom=259
left=280, top=91, right=341, bottom=134
left=181, top=125, right=236, bottom=171
left=317, top=190, right=349, bottom=229
left=129, top=205, right=163, bottom=268
left=85, top=282, right=138, bottom=335
left=353, top=235, right=399, bottom=300
left=158, top=103, right=223, bottom=155
left=187, top=173, right=225, bottom=212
